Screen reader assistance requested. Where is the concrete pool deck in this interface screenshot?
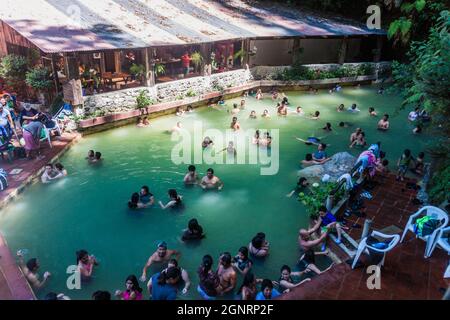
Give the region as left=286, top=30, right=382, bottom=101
left=278, top=173, right=449, bottom=300
left=0, top=132, right=79, bottom=299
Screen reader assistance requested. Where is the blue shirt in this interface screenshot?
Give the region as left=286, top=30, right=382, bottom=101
left=313, top=150, right=327, bottom=160
left=139, top=192, right=153, bottom=204
left=321, top=212, right=336, bottom=226
left=151, top=272, right=177, bottom=300
left=256, top=289, right=281, bottom=300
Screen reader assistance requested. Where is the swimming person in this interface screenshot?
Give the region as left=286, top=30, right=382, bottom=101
left=41, top=163, right=55, bottom=184
left=197, top=255, right=222, bottom=300
left=147, top=267, right=181, bottom=300
left=230, top=117, right=240, bottom=131
left=240, top=100, right=246, bottom=109
left=309, top=111, right=320, bottom=120
left=322, top=122, right=332, bottom=132
left=261, top=109, right=270, bottom=118
left=348, top=103, right=360, bottom=113
left=312, top=143, right=330, bottom=163
left=369, top=107, right=377, bottom=116
left=256, top=279, right=280, bottom=300
left=350, top=128, right=362, bottom=144
left=160, top=259, right=191, bottom=295
left=53, top=163, right=67, bottom=179
left=128, top=192, right=150, bottom=209
left=159, top=189, right=183, bottom=210
left=248, top=232, right=269, bottom=257
left=76, top=249, right=98, bottom=279
left=136, top=117, right=145, bottom=127
left=217, top=252, right=237, bottom=296
left=278, top=265, right=311, bottom=293
left=182, top=218, right=205, bottom=241
left=202, top=136, right=214, bottom=149
left=140, top=242, right=180, bottom=282
left=90, top=152, right=102, bottom=164
left=377, top=114, right=390, bottom=131
left=237, top=272, right=257, bottom=300
left=200, top=168, right=224, bottom=190
left=231, top=103, right=240, bottom=115
left=232, top=247, right=253, bottom=275
left=176, top=107, right=185, bottom=117
left=287, top=177, right=310, bottom=197
left=277, top=103, right=287, bottom=116
left=184, top=165, right=200, bottom=185
left=86, top=150, right=95, bottom=162
left=218, top=141, right=237, bottom=157
left=349, top=131, right=366, bottom=148
left=170, top=122, right=182, bottom=133
left=301, top=153, right=322, bottom=167
left=115, top=275, right=143, bottom=300
left=17, top=251, right=51, bottom=290
left=337, top=104, right=345, bottom=112
left=249, top=110, right=257, bottom=119
left=295, top=106, right=304, bottom=115
left=140, top=185, right=155, bottom=206
left=413, top=123, right=422, bottom=134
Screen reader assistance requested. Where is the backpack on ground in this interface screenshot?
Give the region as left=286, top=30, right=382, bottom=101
left=413, top=216, right=441, bottom=237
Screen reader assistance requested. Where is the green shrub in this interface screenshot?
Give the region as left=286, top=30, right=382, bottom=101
left=185, top=89, right=197, bottom=97
left=298, top=182, right=344, bottom=218
left=25, top=66, right=53, bottom=90
left=136, top=90, right=153, bottom=109
left=428, top=164, right=450, bottom=205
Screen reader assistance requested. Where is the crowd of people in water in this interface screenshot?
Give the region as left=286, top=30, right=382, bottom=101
left=24, top=84, right=429, bottom=300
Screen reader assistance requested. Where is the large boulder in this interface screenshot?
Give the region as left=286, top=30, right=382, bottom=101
left=298, top=152, right=357, bottom=181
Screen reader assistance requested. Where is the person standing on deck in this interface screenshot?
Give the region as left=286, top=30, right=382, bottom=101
left=181, top=52, right=191, bottom=77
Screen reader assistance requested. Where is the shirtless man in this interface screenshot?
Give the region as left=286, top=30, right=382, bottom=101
left=140, top=242, right=180, bottom=282
left=170, top=122, right=182, bottom=133
left=230, top=117, right=240, bottom=131
left=17, top=252, right=51, bottom=290
left=183, top=165, right=199, bottom=185
left=217, top=252, right=237, bottom=296
left=349, top=128, right=362, bottom=144
left=298, top=222, right=333, bottom=275
left=231, top=103, right=240, bottom=115
left=377, top=114, right=390, bottom=131
left=200, top=168, right=224, bottom=190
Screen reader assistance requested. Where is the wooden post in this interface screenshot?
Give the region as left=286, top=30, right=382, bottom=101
left=373, top=36, right=383, bottom=62
left=99, top=52, right=106, bottom=74
left=243, top=39, right=251, bottom=66
left=142, top=48, right=154, bottom=86
left=64, top=53, right=79, bottom=80
left=51, top=54, right=62, bottom=93
left=338, top=38, right=348, bottom=64
left=114, top=51, right=121, bottom=73
left=292, top=38, right=302, bottom=65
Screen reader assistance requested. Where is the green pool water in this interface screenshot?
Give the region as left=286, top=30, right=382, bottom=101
left=0, top=86, right=430, bottom=300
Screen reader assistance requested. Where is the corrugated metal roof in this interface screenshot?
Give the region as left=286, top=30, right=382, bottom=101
left=0, top=0, right=385, bottom=53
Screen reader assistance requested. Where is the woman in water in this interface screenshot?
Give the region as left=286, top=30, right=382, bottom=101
left=232, top=247, right=253, bottom=275
left=337, top=104, right=345, bottom=112
left=52, top=163, right=67, bottom=179
left=128, top=192, right=147, bottom=209
left=349, top=131, right=366, bottom=148
left=86, top=150, right=95, bottom=162
left=236, top=272, right=258, bottom=300
left=182, top=218, right=205, bottom=241
left=115, top=275, right=143, bottom=300
left=278, top=265, right=311, bottom=293
left=76, top=250, right=98, bottom=279
left=136, top=117, right=145, bottom=127
left=248, top=232, right=269, bottom=258
left=230, top=117, right=240, bottom=131
left=197, top=255, right=222, bottom=300
left=368, top=107, right=377, bottom=116
left=249, top=110, right=257, bottom=119
left=159, top=189, right=183, bottom=210
left=261, top=109, right=270, bottom=118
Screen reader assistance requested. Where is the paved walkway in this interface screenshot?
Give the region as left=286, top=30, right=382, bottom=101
left=279, top=174, right=449, bottom=300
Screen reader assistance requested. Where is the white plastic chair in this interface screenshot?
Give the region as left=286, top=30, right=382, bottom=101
left=42, top=107, right=64, bottom=148
left=430, top=226, right=450, bottom=278
left=400, top=206, right=449, bottom=258
left=352, top=230, right=400, bottom=269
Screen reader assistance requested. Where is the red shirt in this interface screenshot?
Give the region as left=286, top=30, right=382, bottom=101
left=181, top=55, right=191, bottom=67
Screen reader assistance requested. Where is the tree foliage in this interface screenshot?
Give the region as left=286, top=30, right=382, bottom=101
left=25, top=66, right=53, bottom=90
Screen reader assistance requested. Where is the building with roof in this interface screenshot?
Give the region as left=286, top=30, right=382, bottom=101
left=0, top=0, right=388, bottom=97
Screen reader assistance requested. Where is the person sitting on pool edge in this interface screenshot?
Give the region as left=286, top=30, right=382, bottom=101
left=278, top=265, right=311, bottom=293
left=312, top=143, right=330, bottom=164
left=17, top=251, right=51, bottom=290
left=182, top=218, right=205, bottom=241
left=256, top=279, right=280, bottom=300
left=248, top=232, right=269, bottom=258
left=76, top=249, right=98, bottom=280
left=315, top=206, right=343, bottom=244
left=287, top=177, right=310, bottom=197
left=184, top=165, right=200, bottom=185
left=159, top=189, right=183, bottom=210
left=140, top=242, right=181, bottom=282
left=377, top=114, right=390, bottom=131
left=200, top=168, right=224, bottom=190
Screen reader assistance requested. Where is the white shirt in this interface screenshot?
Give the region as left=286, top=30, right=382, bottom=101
left=0, top=108, right=11, bottom=127
left=408, top=111, right=418, bottom=121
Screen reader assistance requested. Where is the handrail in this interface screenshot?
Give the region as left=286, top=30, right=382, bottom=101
left=329, top=160, right=362, bottom=196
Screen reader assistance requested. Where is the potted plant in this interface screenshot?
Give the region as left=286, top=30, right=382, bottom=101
left=155, top=63, right=166, bottom=77
left=190, top=51, right=203, bottom=73
left=130, top=63, right=145, bottom=83
left=25, top=66, right=53, bottom=105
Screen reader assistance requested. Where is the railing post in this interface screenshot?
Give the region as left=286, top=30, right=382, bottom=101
left=326, top=194, right=334, bottom=211
left=361, top=219, right=373, bottom=239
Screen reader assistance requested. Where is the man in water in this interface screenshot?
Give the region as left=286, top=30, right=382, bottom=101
left=312, top=143, right=330, bottom=164
left=217, top=252, right=237, bottom=296
left=219, top=141, right=237, bottom=157
left=183, top=165, right=199, bottom=185
left=298, top=225, right=333, bottom=275
left=139, top=186, right=154, bottom=206
left=200, top=168, right=224, bottom=190
left=377, top=114, right=390, bottom=131
left=171, top=122, right=182, bottom=133
left=140, top=242, right=180, bottom=282
left=17, top=252, right=51, bottom=290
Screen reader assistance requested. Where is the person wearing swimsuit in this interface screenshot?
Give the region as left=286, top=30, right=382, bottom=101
left=115, top=275, right=143, bottom=300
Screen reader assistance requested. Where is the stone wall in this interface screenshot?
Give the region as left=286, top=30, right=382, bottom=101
left=250, top=61, right=392, bottom=80
left=83, top=68, right=253, bottom=116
